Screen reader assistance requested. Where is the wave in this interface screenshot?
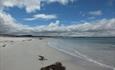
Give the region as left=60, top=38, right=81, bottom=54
left=48, top=41, right=115, bottom=70
left=74, top=50, right=115, bottom=70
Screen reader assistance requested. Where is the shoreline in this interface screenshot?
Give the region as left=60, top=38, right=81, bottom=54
left=0, top=37, right=113, bottom=70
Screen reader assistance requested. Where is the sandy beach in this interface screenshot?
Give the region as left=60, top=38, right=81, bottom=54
left=0, top=37, right=79, bottom=70
left=0, top=37, right=113, bottom=70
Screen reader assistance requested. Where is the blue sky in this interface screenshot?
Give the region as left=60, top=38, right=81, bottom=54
left=0, top=0, right=115, bottom=36
left=3, top=0, right=115, bottom=26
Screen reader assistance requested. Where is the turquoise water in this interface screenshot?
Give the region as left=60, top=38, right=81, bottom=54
left=48, top=37, right=115, bottom=70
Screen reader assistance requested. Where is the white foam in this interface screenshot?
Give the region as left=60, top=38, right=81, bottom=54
left=74, top=50, right=115, bottom=70
left=48, top=42, right=82, bottom=58
left=48, top=41, right=115, bottom=70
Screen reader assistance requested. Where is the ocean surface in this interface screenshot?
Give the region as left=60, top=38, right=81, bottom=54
left=48, top=37, right=115, bottom=70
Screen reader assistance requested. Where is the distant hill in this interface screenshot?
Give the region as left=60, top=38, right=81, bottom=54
left=0, top=34, right=115, bottom=38
left=0, top=34, right=36, bottom=37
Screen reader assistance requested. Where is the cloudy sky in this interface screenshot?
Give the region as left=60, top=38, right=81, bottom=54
left=0, top=0, right=115, bottom=36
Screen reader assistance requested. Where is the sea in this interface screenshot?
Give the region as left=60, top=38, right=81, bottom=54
left=48, top=37, right=115, bottom=70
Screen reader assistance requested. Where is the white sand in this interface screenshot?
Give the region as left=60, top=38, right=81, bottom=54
left=0, top=37, right=79, bottom=70
left=0, top=37, right=112, bottom=70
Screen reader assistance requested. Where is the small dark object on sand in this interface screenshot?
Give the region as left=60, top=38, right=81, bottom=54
left=2, top=44, right=7, bottom=47
left=40, top=62, right=66, bottom=70
left=39, top=38, right=43, bottom=40
left=28, top=39, right=32, bottom=41
left=10, top=41, right=14, bottom=42
left=38, top=55, right=47, bottom=61
left=5, top=41, right=8, bottom=42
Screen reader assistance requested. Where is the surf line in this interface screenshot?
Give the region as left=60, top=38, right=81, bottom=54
left=74, top=50, right=115, bottom=70
left=47, top=41, right=83, bottom=58
left=47, top=41, right=115, bottom=70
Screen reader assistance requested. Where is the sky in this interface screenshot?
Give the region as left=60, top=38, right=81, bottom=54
left=0, top=0, right=115, bottom=37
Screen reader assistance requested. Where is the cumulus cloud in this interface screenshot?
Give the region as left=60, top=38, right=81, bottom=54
left=0, top=11, right=33, bottom=35
left=88, top=10, right=102, bottom=16
left=0, top=11, right=115, bottom=37
left=25, top=14, right=57, bottom=21
left=47, top=0, right=74, bottom=5
left=0, top=0, right=41, bottom=13
left=0, top=0, right=115, bottom=37
left=0, top=0, right=73, bottom=13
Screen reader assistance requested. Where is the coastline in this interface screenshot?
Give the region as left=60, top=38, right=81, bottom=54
left=0, top=37, right=113, bottom=70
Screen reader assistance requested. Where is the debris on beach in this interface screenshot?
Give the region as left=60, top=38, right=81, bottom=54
left=40, top=62, right=66, bottom=70
left=10, top=41, right=14, bottom=42
left=4, top=41, right=8, bottom=42
left=39, top=38, right=43, bottom=40
left=28, top=39, right=32, bottom=41
left=2, top=44, right=7, bottom=47
left=38, top=55, right=47, bottom=61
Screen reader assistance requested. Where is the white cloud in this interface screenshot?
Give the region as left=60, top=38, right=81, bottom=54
left=0, top=11, right=115, bottom=37
left=25, top=14, right=57, bottom=21
left=0, top=11, right=33, bottom=35
left=89, top=10, right=102, bottom=16
left=0, top=0, right=115, bottom=37
left=1, top=0, right=41, bottom=13
left=47, top=0, right=74, bottom=5
left=0, top=0, right=74, bottom=13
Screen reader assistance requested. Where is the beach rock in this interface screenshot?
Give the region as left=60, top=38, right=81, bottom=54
left=40, top=62, right=66, bottom=70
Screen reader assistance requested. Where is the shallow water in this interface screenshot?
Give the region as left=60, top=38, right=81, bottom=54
left=48, top=37, right=115, bottom=70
